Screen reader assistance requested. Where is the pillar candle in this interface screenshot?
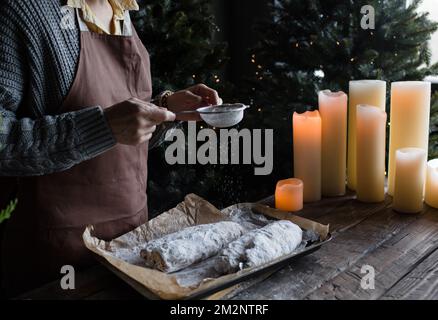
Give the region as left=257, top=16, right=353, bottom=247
left=425, top=159, right=438, bottom=209
left=293, top=110, right=322, bottom=202
left=393, top=148, right=427, bottom=213
left=275, top=178, right=304, bottom=212
left=388, top=81, right=431, bottom=196
left=319, top=90, right=348, bottom=197
left=347, top=80, right=386, bottom=191
left=356, top=105, right=387, bottom=203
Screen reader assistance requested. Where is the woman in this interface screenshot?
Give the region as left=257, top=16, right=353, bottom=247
left=0, top=0, right=222, bottom=296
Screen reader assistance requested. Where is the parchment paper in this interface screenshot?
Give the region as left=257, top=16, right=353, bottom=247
left=83, top=194, right=329, bottom=300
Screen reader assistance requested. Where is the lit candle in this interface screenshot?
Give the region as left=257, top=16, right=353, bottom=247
left=388, top=81, right=431, bottom=196
left=425, top=159, right=438, bottom=209
left=356, top=105, right=387, bottom=203
left=293, top=110, right=322, bottom=202
left=275, top=178, right=304, bottom=212
left=319, top=90, right=348, bottom=197
left=393, top=148, right=427, bottom=213
left=347, top=80, right=386, bottom=191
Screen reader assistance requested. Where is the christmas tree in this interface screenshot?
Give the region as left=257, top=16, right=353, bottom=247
left=430, top=92, right=438, bottom=159
left=131, top=0, right=235, bottom=215
left=131, top=0, right=228, bottom=95
left=244, top=0, right=438, bottom=184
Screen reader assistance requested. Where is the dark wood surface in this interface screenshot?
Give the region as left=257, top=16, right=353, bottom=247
left=18, top=193, right=438, bottom=300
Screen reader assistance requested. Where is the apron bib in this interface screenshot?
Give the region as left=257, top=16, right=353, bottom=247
left=1, top=9, right=151, bottom=295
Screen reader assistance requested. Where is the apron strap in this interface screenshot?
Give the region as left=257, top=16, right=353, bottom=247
left=75, top=8, right=133, bottom=36
left=122, top=10, right=133, bottom=37
left=75, top=8, right=91, bottom=32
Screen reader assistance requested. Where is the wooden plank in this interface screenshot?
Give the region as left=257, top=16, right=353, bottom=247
left=232, top=198, right=418, bottom=300
left=85, top=282, right=142, bottom=300
left=305, top=206, right=438, bottom=300
left=261, top=191, right=357, bottom=224
left=17, top=265, right=123, bottom=300
left=380, top=246, right=438, bottom=300
left=17, top=194, right=396, bottom=300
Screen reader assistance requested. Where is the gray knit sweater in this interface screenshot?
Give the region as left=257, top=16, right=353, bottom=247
left=0, top=0, right=163, bottom=176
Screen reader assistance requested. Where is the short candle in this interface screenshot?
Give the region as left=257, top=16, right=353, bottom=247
left=275, top=178, right=304, bottom=212
left=425, top=159, right=438, bottom=209
left=393, top=148, right=427, bottom=214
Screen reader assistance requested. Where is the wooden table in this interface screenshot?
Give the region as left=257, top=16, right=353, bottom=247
left=19, top=193, right=438, bottom=300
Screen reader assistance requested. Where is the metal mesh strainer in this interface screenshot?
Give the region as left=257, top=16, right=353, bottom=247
left=176, top=103, right=249, bottom=128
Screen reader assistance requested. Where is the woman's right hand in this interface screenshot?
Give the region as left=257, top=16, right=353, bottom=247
left=104, top=98, right=176, bottom=146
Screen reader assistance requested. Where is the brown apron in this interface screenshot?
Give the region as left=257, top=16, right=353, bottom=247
left=1, top=9, right=151, bottom=296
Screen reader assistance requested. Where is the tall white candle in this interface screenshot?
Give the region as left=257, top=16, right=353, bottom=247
left=356, top=105, right=387, bottom=203
left=347, top=80, right=386, bottom=191
left=425, top=159, right=438, bottom=209
left=393, top=148, right=427, bottom=213
left=319, top=90, right=348, bottom=197
left=388, top=81, right=431, bottom=196
left=293, top=110, right=322, bottom=202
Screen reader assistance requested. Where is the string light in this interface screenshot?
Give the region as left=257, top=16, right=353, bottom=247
left=336, top=41, right=340, bottom=45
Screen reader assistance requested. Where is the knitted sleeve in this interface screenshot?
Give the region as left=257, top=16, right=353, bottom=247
left=0, top=1, right=116, bottom=176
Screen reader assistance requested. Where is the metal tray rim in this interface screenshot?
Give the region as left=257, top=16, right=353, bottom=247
left=96, top=233, right=332, bottom=300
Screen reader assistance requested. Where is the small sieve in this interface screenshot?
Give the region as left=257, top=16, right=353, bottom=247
left=176, top=103, right=249, bottom=128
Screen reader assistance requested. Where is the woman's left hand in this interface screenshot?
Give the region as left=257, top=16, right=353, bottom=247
left=167, top=84, right=223, bottom=121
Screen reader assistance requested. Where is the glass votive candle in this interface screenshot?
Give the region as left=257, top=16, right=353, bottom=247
left=275, top=178, right=304, bottom=212
left=425, top=159, right=438, bottom=209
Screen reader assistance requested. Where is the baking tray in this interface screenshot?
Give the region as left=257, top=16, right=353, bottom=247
left=95, top=232, right=332, bottom=300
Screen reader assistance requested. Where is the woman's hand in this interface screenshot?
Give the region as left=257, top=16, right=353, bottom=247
left=167, top=84, right=223, bottom=121
left=104, top=98, right=175, bottom=145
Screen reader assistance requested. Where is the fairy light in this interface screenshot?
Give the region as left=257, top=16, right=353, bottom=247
left=336, top=41, right=340, bottom=45
left=295, top=43, right=299, bottom=48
